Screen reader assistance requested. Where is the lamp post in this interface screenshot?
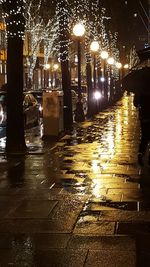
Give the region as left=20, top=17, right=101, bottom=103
left=73, top=23, right=85, bottom=122
left=53, top=63, right=59, bottom=88
left=100, top=50, right=109, bottom=102
left=90, top=41, right=100, bottom=114
left=123, top=63, right=129, bottom=78
left=90, top=41, right=99, bottom=89
left=116, top=62, right=123, bottom=98
left=116, top=62, right=122, bottom=81
left=107, top=57, right=115, bottom=102
left=44, top=63, right=50, bottom=88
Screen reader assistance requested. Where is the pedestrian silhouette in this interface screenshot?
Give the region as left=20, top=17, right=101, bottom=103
left=134, top=92, right=150, bottom=165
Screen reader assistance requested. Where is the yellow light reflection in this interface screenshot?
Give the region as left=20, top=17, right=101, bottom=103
left=91, top=160, right=101, bottom=173
left=92, top=178, right=104, bottom=198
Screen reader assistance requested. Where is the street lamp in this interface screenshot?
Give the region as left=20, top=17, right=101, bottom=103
left=107, top=57, right=115, bottom=102
left=100, top=50, right=109, bottom=101
left=123, top=63, right=129, bottom=78
left=107, top=57, right=114, bottom=65
left=100, top=51, right=109, bottom=60
left=116, top=62, right=122, bottom=81
left=90, top=41, right=99, bottom=89
left=100, top=51, right=109, bottom=79
left=90, top=41, right=100, bottom=114
left=124, top=64, right=129, bottom=69
left=73, top=23, right=85, bottom=122
left=53, top=63, right=59, bottom=87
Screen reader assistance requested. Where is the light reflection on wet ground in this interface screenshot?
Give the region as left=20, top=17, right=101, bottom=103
left=0, top=93, right=150, bottom=266
left=49, top=93, right=140, bottom=201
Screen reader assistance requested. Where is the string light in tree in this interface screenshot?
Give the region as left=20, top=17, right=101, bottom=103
left=56, top=0, right=71, bottom=62
left=0, top=0, right=26, bottom=39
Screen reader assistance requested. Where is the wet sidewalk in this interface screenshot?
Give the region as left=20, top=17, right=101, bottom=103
left=0, top=93, right=150, bottom=267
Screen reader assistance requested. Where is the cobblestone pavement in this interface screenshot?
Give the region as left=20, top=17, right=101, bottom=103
left=0, top=93, right=150, bottom=266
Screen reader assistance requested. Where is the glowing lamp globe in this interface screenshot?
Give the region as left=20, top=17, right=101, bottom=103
left=100, top=51, right=109, bottom=60
left=90, top=41, right=99, bottom=52
left=44, top=64, right=50, bottom=70
left=107, top=57, right=115, bottom=65
left=116, top=62, right=122, bottom=69
left=73, top=23, right=85, bottom=37
left=124, top=64, right=129, bottom=69
left=53, top=64, right=59, bottom=70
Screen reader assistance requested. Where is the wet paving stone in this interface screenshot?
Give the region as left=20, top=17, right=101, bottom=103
left=67, top=234, right=136, bottom=250
left=73, top=221, right=115, bottom=235
left=84, top=249, right=136, bottom=267
left=0, top=94, right=149, bottom=266
left=34, top=249, right=88, bottom=267
left=116, top=222, right=150, bottom=235
left=33, top=233, right=70, bottom=249
left=6, top=200, right=58, bottom=218
left=0, top=218, right=75, bottom=233
left=99, top=210, right=150, bottom=222
left=84, top=201, right=138, bottom=211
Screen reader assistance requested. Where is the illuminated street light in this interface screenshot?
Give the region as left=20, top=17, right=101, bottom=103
left=73, top=23, right=85, bottom=122
left=90, top=41, right=99, bottom=53
left=53, top=63, right=59, bottom=87
left=122, top=63, right=129, bottom=79
left=73, top=23, right=85, bottom=37
left=116, top=62, right=122, bottom=81
left=107, top=57, right=115, bottom=102
left=116, top=62, right=122, bottom=69
left=90, top=40, right=100, bottom=115
left=53, top=63, right=59, bottom=71
left=100, top=51, right=109, bottom=60
left=124, top=64, right=129, bottom=69
left=44, top=63, right=50, bottom=70
left=90, top=41, right=99, bottom=89
left=107, top=57, right=115, bottom=65
left=100, top=50, right=109, bottom=102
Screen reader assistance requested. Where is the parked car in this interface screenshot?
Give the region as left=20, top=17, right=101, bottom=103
left=0, top=91, right=39, bottom=127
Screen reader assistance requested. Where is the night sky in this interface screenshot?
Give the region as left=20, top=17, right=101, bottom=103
left=103, top=0, right=149, bottom=50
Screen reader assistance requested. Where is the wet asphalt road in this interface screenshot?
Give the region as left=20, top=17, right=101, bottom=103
left=0, top=93, right=150, bottom=266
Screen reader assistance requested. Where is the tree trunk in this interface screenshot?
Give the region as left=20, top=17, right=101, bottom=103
left=58, top=0, right=73, bottom=131
left=6, top=37, right=26, bottom=153
left=2, top=1, right=26, bottom=154
left=61, top=60, right=73, bottom=130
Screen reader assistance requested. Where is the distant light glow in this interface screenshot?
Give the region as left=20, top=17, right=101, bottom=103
left=44, top=64, right=50, bottom=70
left=124, top=64, right=129, bottom=69
left=116, top=62, right=122, bottom=69
left=101, top=77, right=105, bottom=82
left=107, top=57, right=115, bottom=65
left=93, top=91, right=102, bottom=100
left=100, top=51, right=109, bottom=60
left=53, top=63, right=59, bottom=70
left=90, top=41, right=99, bottom=52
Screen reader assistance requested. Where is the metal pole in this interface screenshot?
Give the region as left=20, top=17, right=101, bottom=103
left=93, top=54, right=96, bottom=89
left=75, top=38, right=85, bottom=122
left=77, top=39, right=81, bottom=98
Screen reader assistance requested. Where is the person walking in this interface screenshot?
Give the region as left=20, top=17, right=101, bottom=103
left=134, top=92, right=150, bottom=166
